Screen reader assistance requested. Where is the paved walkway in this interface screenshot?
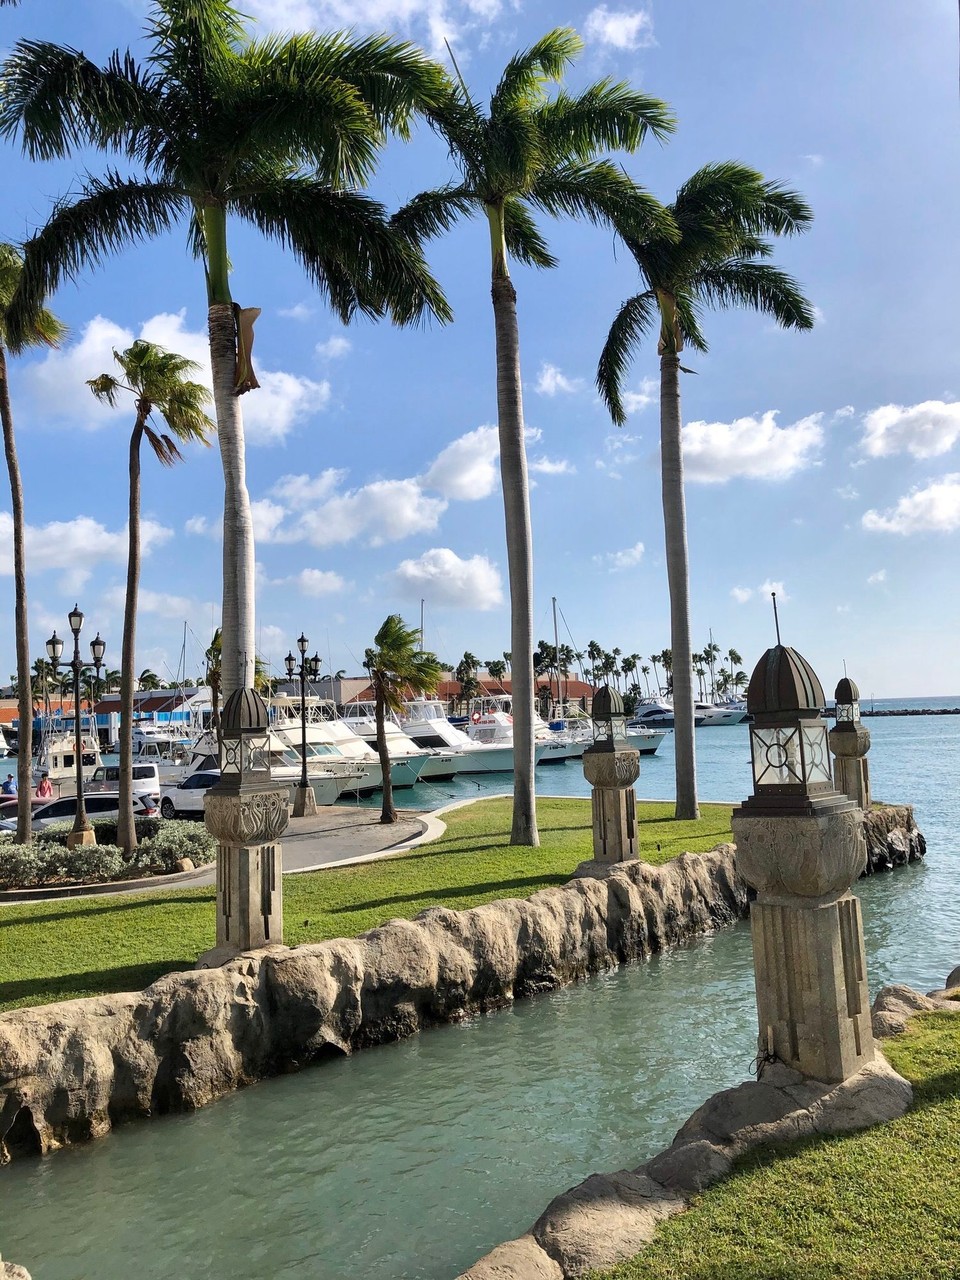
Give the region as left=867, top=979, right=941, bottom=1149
left=0, top=806, right=441, bottom=904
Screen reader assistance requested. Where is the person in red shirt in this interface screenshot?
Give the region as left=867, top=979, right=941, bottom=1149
left=35, top=773, right=53, bottom=799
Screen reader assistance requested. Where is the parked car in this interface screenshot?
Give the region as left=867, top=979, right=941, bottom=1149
left=0, top=791, right=158, bottom=832
left=88, top=762, right=162, bottom=803
left=159, top=770, right=220, bottom=820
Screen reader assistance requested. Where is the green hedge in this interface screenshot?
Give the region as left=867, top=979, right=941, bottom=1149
left=0, top=818, right=215, bottom=889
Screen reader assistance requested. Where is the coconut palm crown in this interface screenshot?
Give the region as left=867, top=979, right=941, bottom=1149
left=395, top=27, right=675, bottom=845
left=0, top=0, right=452, bottom=698
left=597, top=162, right=815, bottom=818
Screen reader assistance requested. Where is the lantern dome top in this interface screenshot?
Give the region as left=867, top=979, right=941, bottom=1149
left=834, top=676, right=860, bottom=705
left=746, top=645, right=825, bottom=717
left=222, top=687, right=269, bottom=734
left=591, top=685, right=624, bottom=720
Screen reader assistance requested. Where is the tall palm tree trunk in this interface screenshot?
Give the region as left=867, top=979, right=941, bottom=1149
left=118, top=416, right=147, bottom=854
left=0, top=345, right=33, bottom=842
left=208, top=301, right=255, bottom=698
left=374, top=689, right=396, bottom=824
left=489, top=208, right=538, bottom=847
left=659, top=352, right=699, bottom=819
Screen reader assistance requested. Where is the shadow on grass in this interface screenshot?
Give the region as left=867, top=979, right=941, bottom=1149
left=0, top=888, right=214, bottom=929
left=329, top=872, right=566, bottom=914
left=0, top=959, right=195, bottom=1012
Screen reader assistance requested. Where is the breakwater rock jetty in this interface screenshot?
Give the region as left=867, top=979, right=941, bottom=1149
left=0, top=846, right=748, bottom=1164
left=861, top=804, right=925, bottom=874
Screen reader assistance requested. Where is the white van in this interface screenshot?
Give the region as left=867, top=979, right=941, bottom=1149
left=88, top=763, right=162, bottom=802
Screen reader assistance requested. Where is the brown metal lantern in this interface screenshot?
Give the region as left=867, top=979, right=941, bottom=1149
left=589, top=685, right=628, bottom=752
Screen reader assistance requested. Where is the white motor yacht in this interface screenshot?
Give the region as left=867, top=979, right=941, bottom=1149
left=549, top=703, right=666, bottom=756
left=464, top=696, right=567, bottom=764
left=695, top=700, right=750, bottom=726
left=271, top=696, right=425, bottom=790
left=399, top=698, right=515, bottom=774
left=340, top=700, right=452, bottom=781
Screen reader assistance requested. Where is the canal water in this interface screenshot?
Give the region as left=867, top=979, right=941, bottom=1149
left=1, top=701, right=958, bottom=1279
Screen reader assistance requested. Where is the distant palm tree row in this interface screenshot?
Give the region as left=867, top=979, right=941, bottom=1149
left=0, top=0, right=812, bottom=851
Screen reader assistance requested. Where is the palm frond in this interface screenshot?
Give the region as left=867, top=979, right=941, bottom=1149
left=491, top=29, right=582, bottom=113
left=0, top=242, right=67, bottom=353
left=694, top=261, right=816, bottom=330
left=86, top=373, right=123, bottom=408
left=502, top=197, right=556, bottom=268
left=5, top=175, right=186, bottom=347
left=596, top=289, right=658, bottom=424
left=232, top=177, right=451, bottom=326
left=535, top=81, right=675, bottom=162
left=673, top=162, right=813, bottom=240
left=390, top=184, right=476, bottom=242
left=143, top=425, right=185, bottom=467
left=672, top=290, right=709, bottom=353
left=532, top=161, right=674, bottom=238
left=0, top=40, right=162, bottom=160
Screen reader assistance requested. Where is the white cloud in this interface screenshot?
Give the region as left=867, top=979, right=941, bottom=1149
left=21, top=309, right=328, bottom=446
left=860, top=400, right=960, bottom=459
left=283, top=567, right=347, bottom=596
left=867, top=569, right=887, bottom=584
left=423, top=425, right=500, bottom=500
left=835, top=484, right=859, bottom=501
left=731, top=586, right=753, bottom=604
left=530, top=456, right=576, bottom=476
left=596, top=430, right=640, bottom=478
left=271, top=469, right=346, bottom=509
left=279, top=303, right=313, bottom=321
left=244, top=0, right=503, bottom=57
left=621, top=377, right=657, bottom=414
left=812, top=305, right=826, bottom=324
left=802, top=153, right=824, bottom=168
left=0, top=513, right=171, bottom=575
left=389, top=547, right=503, bottom=609
left=250, top=499, right=292, bottom=543
left=595, top=541, right=644, bottom=572
left=759, top=579, right=789, bottom=603
left=862, top=474, right=960, bottom=534
left=101, top=584, right=215, bottom=619
left=535, top=362, right=583, bottom=396
left=185, top=515, right=212, bottom=536
left=584, top=4, right=655, bottom=49
left=303, top=479, right=447, bottom=547
left=835, top=405, right=855, bottom=418
left=682, top=411, right=824, bottom=483
left=316, top=335, right=352, bottom=360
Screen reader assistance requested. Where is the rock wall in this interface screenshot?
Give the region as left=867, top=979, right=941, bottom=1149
left=0, top=846, right=748, bottom=1164
left=0, top=1259, right=31, bottom=1280
left=861, top=804, right=925, bottom=874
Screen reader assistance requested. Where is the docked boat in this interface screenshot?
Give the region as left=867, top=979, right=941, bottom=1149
left=399, top=698, right=515, bottom=774
left=628, top=698, right=705, bottom=730
left=270, top=696, right=418, bottom=792
left=549, top=703, right=666, bottom=756
left=177, top=727, right=352, bottom=805
left=694, top=700, right=750, bottom=727
left=32, top=717, right=102, bottom=790
left=464, top=696, right=568, bottom=764
left=340, top=700, right=452, bottom=781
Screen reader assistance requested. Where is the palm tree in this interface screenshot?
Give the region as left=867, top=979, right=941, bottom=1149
left=364, top=615, right=442, bottom=824
left=486, top=658, right=507, bottom=686
left=649, top=653, right=662, bottom=696
left=0, top=244, right=65, bottom=844
left=88, top=339, right=213, bottom=852
left=0, top=0, right=450, bottom=705
left=137, top=670, right=162, bottom=692
left=587, top=641, right=604, bottom=687
left=598, top=162, right=814, bottom=818
left=640, top=664, right=651, bottom=697
left=397, top=28, right=673, bottom=846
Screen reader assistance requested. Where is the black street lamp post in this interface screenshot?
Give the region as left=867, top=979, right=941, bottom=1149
left=285, top=635, right=321, bottom=818
left=58, top=605, right=105, bottom=848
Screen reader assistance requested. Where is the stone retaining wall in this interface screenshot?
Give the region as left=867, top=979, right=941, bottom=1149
left=0, top=845, right=748, bottom=1164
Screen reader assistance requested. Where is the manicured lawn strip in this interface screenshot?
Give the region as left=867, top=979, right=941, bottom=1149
left=0, top=798, right=734, bottom=1014
left=592, top=1011, right=960, bottom=1280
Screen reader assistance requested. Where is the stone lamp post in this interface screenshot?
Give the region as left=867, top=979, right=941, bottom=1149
left=203, top=688, right=289, bottom=957
left=732, top=645, right=874, bottom=1083
left=581, top=686, right=640, bottom=863
left=829, top=676, right=871, bottom=809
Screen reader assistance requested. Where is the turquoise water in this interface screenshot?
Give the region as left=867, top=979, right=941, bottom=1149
left=1, top=703, right=957, bottom=1279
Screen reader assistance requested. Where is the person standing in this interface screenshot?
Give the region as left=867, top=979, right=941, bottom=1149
left=35, top=772, right=52, bottom=799
left=1, top=773, right=16, bottom=795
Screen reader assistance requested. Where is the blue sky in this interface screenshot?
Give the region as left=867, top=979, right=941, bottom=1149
left=1, top=0, right=958, bottom=697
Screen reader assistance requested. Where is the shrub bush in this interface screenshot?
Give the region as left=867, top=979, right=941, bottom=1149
left=136, top=821, right=216, bottom=871
left=0, top=839, right=126, bottom=887
left=0, top=817, right=214, bottom=887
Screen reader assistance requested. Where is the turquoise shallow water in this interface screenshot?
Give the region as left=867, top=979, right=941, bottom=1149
left=1, top=702, right=957, bottom=1279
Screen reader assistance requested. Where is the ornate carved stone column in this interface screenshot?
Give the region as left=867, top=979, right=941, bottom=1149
left=733, top=644, right=874, bottom=1084
left=582, top=747, right=640, bottom=863
left=829, top=676, right=871, bottom=809
left=203, top=688, right=289, bottom=956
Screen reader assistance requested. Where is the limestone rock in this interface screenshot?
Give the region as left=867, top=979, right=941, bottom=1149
left=0, top=1258, right=31, bottom=1280
left=871, top=983, right=958, bottom=1038
left=457, top=1235, right=563, bottom=1279
left=174, top=857, right=195, bottom=873
left=532, top=1169, right=681, bottom=1276
left=0, top=844, right=749, bottom=1164
left=860, top=805, right=925, bottom=875
left=945, top=964, right=960, bottom=992
left=644, top=1138, right=732, bottom=1193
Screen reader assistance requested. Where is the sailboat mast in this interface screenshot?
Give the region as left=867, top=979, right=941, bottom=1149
left=552, top=596, right=563, bottom=714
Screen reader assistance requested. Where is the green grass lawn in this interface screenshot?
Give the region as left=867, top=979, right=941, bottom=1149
left=0, top=798, right=734, bottom=1015
left=592, top=1010, right=960, bottom=1280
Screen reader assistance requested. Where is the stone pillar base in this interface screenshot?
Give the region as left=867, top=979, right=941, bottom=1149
left=215, top=843, right=283, bottom=952
left=591, top=786, right=637, bottom=863
left=66, top=828, right=97, bottom=849
left=292, top=785, right=317, bottom=818
left=834, top=755, right=870, bottom=810
left=752, top=891, right=874, bottom=1082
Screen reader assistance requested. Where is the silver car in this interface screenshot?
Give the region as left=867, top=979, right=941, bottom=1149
left=0, top=791, right=158, bottom=832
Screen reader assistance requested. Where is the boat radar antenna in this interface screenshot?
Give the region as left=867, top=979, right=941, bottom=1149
left=771, top=591, right=782, bottom=645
